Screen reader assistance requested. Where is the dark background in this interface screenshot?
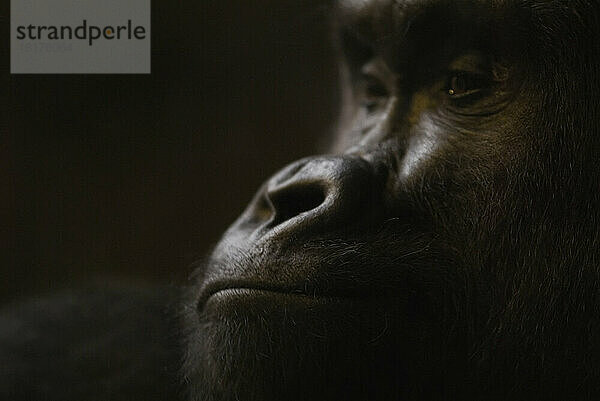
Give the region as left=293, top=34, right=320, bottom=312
left=3, top=1, right=338, bottom=302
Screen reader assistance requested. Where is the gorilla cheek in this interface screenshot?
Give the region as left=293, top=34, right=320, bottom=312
left=401, top=136, right=436, bottom=178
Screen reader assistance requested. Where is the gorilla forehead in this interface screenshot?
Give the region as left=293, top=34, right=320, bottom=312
left=334, top=0, right=522, bottom=64
left=336, top=0, right=596, bottom=40
left=338, top=0, right=587, bottom=11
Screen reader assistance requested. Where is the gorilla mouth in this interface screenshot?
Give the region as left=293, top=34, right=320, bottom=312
left=209, top=288, right=331, bottom=301
left=197, top=281, right=358, bottom=313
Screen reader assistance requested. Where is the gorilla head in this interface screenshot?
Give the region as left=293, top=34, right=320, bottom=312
left=183, top=1, right=600, bottom=400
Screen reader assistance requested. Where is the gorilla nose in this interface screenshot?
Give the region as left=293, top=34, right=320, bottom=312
left=258, top=156, right=383, bottom=233
left=266, top=172, right=327, bottom=227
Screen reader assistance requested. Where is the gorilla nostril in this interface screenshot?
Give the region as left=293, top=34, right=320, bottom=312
left=256, top=156, right=381, bottom=233
left=245, top=192, right=274, bottom=227
left=268, top=183, right=327, bottom=227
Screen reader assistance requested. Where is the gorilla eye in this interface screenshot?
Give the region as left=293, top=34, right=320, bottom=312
left=360, top=73, right=389, bottom=113
left=445, top=72, right=490, bottom=99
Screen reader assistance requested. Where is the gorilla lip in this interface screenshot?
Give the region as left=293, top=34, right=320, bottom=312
left=198, top=285, right=310, bottom=311
left=197, top=281, right=355, bottom=312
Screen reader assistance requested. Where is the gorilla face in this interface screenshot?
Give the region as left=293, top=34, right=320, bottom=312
left=184, top=1, right=600, bottom=400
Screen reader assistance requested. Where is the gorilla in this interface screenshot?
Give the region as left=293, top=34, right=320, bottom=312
left=2, top=0, right=600, bottom=400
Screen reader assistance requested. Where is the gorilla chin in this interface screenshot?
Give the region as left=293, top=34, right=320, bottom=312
left=185, top=220, right=468, bottom=401
left=182, top=0, right=600, bottom=400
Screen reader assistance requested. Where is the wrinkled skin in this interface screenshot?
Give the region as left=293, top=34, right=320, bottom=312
left=183, top=1, right=600, bottom=400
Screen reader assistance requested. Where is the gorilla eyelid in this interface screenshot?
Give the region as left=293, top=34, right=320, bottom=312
left=362, top=73, right=388, bottom=96
left=445, top=71, right=491, bottom=100
left=359, top=72, right=389, bottom=113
